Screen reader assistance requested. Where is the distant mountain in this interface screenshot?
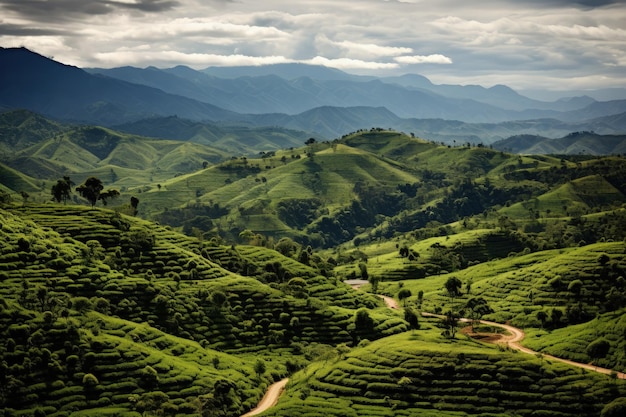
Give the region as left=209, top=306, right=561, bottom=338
left=0, top=47, right=238, bottom=125
left=199, top=62, right=364, bottom=81
left=492, top=131, right=626, bottom=155
left=92, top=65, right=520, bottom=120
left=3, top=47, right=626, bottom=146
left=90, top=64, right=598, bottom=122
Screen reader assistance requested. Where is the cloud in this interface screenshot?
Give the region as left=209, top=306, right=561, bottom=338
left=306, top=56, right=400, bottom=70
left=0, top=0, right=180, bottom=21
left=93, top=49, right=293, bottom=67
left=327, top=39, right=413, bottom=58
left=111, top=0, right=181, bottom=13
left=395, top=54, right=453, bottom=64
left=0, top=0, right=625, bottom=91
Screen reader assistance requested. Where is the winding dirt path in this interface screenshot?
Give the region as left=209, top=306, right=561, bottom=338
left=240, top=378, right=289, bottom=417
left=242, top=295, right=625, bottom=417
left=378, top=294, right=400, bottom=309
left=422, top=312, right=626, bottom=380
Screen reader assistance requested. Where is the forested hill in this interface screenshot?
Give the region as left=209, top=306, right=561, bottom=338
left=2, top=124, right=626, bottom=416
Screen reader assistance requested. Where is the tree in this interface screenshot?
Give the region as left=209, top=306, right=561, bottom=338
left=536, top=310, right=548, bottom=329
left=19, top=191, right=29, bottom=204
left=99, top=189, right=120, bottom=206
left=51, top=176, right=73, bottom=203
left=444, top=276, right=463, bottom=302
left=358, top=262, right=369, bottom=279
left=598, top=253, right=610, bottom=266
left=398, top=289, right=412, bottom=306
left=76, top=177, right=104, bottom=207
left=464, top=297, right=493, bottom=331
left=550, top=308, right=563, bottom=327
left=442, top=310, right=459, bottom=338
left=587, top=338, right=611, bottom=363
left=253, top=359, right=266, bottom=378
left=369, top=275, right=380, bottom=294
left=354, top=308, right=375, bottom=336
left=274, top=237, right=298, bottom=257
left=404, top=307, right=419, bottom=329
left=130, top=196, right=139, bottom=215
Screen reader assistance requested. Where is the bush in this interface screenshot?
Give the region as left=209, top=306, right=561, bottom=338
left=82, top=373, right=99, bottom=387
left=602, top=397, right=626, bottom=417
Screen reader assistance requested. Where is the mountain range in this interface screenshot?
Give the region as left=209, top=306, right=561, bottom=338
left=1, top=46, right=626, bottom=145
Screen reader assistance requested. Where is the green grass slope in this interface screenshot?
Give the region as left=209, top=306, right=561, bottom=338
left=264, top=329, right=626, bottom=417
left=0, top=203, right=410, bottom=415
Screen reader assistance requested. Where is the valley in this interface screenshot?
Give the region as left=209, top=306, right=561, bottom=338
left=1, top=117, right=626, bottom=416
left=1, top=48, right=626, bottom=417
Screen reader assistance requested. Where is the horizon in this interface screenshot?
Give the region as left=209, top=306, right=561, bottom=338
left=0, top=0, right=625, bottom=96
left=4, top=44, right=626, bottom=103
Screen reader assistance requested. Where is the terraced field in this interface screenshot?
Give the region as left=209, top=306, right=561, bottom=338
left=263, top=328, right=626, bottom=417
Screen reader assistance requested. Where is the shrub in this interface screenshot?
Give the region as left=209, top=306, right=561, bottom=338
left=82, top=373, right=99, bottom=387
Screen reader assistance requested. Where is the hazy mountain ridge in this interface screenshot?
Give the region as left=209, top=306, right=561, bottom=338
left=0, top=47, right=239, bottom=125
left=493, top=131, right=626, bottom=155
left=3, top=47, right=626, bottom=146
left=90, top=63, right=601, bottom=121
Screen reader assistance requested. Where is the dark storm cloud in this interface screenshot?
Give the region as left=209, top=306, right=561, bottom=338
left=111, top=0, right=181, bottom=12
left=0, top=22, right=64, bottom=36
left=0, top=0, right=180, bottom=21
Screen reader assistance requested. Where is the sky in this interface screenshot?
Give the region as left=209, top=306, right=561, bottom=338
left=1, top=0, right=626, bottom=94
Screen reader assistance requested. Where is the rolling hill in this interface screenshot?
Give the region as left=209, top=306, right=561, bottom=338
left=2, top=105, right=626, bottom=416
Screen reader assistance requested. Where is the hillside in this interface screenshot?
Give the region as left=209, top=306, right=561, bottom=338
left=0, top=47, right=238, bottom=125
left=0, top=203, right=407, bottom=416
left=2, top=126, right=626, bottom=416
left=493, top=131, right=626, bottom=155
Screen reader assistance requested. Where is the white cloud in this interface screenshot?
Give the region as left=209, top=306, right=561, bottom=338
left=306, top=56, right=400, bottom=70
left=330, top=39, right=413, bottom=58
left=93, top=49, right=294, bottom=68
left=0, top=0, right=625, bottom=91
left=394, top=54, right=453, bottom=64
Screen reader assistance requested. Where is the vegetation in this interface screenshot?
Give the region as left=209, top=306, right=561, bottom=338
left=2, top=115, right=626, bottom=416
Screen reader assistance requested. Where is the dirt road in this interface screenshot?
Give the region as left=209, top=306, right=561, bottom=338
left=422, top=312, right=626, bottom=379
left=377, top=294, right=400, bottom=309
left=241, top=298, right=625, bottom=417
left=240, top=378, right=289, bottom=417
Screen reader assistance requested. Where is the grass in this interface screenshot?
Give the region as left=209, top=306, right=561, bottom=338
left=0, top=203, right=411, bottom=415
left=3, top=126, right=626, bottom=416
left=264, top=329, right=626, bottom=417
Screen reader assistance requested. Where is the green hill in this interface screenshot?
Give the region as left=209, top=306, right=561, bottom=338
left=263, top=329, right=626, bottom=417
left=0, top=203, right=409, bottom=415
left=3, top=123, right=626, bottom=417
